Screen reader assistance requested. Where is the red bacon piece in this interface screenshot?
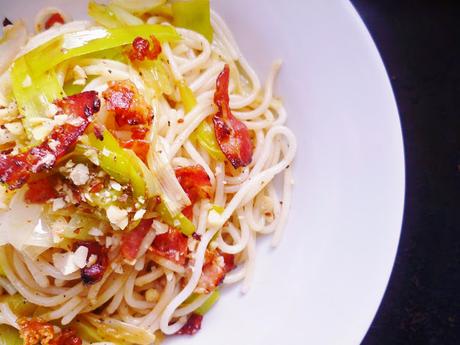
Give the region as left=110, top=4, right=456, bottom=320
left=175, top=166, right=212, bottom=204
left=18, top=318, right=82, bottom=345
left=175, top=165, right=212, bottom=220
left=181, top=205, right=193, bottom=220
left=122, top=139, right=150, bottom=163
left=25, top=175, right=59, bottom=204
left=220, top=250, right=236, bottom=273
left=195, top=249, right=235, bottom=294
left=131, top=126, right=149, bottom=140
left=44, top=13, right=65, bottom=30
left=121, top=219, right=153, bottom=261
left=176, top=313, right=203, bottom=335
left=151, top=227, right=188, bottom=266
left=51, top=329, right=82, bottom=345
left=19, top=318, right=55, bottom=345
left=74, top=241, right=108, bottom=285
left=103, top=80, right=152, bottom=127
left=0, top=91, right=100, bottom=190
left=128, top=36, right=162, bottom=63
left=212, top=65, right=253, bottom=168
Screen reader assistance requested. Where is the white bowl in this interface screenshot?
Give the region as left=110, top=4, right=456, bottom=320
left=0, top=0, right=405, bottom=344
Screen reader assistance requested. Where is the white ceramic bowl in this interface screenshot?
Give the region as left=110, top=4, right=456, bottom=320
left=0, top=0, right=405, bottom=344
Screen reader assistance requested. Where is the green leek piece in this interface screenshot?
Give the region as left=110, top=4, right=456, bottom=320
left=150, top=4, right=173, bottom=18
left=124, top=149, right=159, bottom=199
left=0, top=324, right=22, bottom=345
left=172, top=0, right=213, bottom=42
left=107, top=3, right=144, bottom=26
left=210, top=204, right=224, bottom=214
left=183, top=289, right=220, bottom=315
left=85, top=128, right=145, bottom=197
left=0, top=293, right=37, bottom=317
left=87, top=46, right=127, bottom=62
left=191, top=119, right=225, bottom=161
left=71, top=317, right=108, bottom=344
left=195, top=289, right=220, bottom=315
left=81, top=314, right=154, bottom=345
left=24, top=24, right=180, bottom=76
left=110, top=0, right=166, bottom=14
left=178, top=80, right=197, bottom=113
left=140, top=59, right=174, bottom=96
left=156, top=202, right=195, bottom=236
left=63, top=81, right=85, bottom=96
left=85, top=189, right=123, bottom=210
left=88, top=1, right=123, bottom=29
left=11, top=56, right=64, bottom=137
left=0, top=260, right=4, bottom=276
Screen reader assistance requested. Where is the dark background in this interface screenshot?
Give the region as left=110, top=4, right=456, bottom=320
left=350, top=1, right=460, bottom=344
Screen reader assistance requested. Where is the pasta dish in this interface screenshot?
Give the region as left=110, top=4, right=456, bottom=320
left=0, top=1, right=296, bottom=344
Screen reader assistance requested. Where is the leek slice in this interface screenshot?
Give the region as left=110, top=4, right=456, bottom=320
left=0, top=293, right=37, bottom=317
left=140, top=59, right=175, bottom=96
left=183, top=289, right=220, bottom=315
left=24, top=24, right=180, bottom=76
left=147, top=139, right=190, bottom=216
left=112, top=0, right=166, bottom=13
left=0, top=324, right=22, bottom=345
left=191, top=119, right=226, bottom=161
left=195, top=289, right=220, bottom=315
left=82, top=313, right=155, bottom=345
left=11, top=57, right=64, bottom=137
left=178, top=80, right=197, bottom=113
left=172, top=0, right=213, bottom=42
left=85, top=128, right=147, bottom=198
left=155, top=202, right=195, bottom=236
left=88, top=1, right=123, bottom=29
left=71, top=317, right=109, bottom=344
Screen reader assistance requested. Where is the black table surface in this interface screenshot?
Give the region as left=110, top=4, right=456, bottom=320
left=350, top=1, right=460, bottom=344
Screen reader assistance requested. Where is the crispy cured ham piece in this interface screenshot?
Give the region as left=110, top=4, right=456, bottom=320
left=150, top=227, right=189, bottom=266
left=102, top=80, right=152, bottom=128
left=25, top=175, right=59, bottom=204
left=121, top=219, right=154, bottom=261
left=121, top=139, right=150, bottom=163
left=176, top=313, right=203, bottom=335
left=73, top=241, right=108, bottom=285
left=0, top=91, right=100, bottom=190
left=175, top=165, right=212, bottom=219
left=52, top=329, right=82, bottom=345
left=195, top=249, right=235, bottom=294
left=19, top=318, right=54, bottom=345
left=212, top=65, right=253, bottom=168
left=18, top=318, right=82, bottom=345
left=175, top=166, right=212, bottom=203
left=128, top=36, right=162, bottom=63
left=44, top=13, right=65, bottom=30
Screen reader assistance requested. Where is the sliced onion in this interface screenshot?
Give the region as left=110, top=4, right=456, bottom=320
left=0, top=188, right=52, bottom=253
left=0, top=20, right=27, bottom=75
